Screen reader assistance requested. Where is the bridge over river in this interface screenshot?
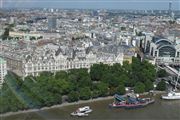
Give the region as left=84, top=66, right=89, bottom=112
left=157, top=65, right=180, bottom=88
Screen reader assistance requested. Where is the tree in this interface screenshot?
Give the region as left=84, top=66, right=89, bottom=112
left=37, top=71, right=53, bottom=81
left=121, top=26, right=126, bottom=31
left=37, top=36, right=43, bottom=39
left=116, top=84, right=126, bottom=95
left=169, top=20, right=176, bottom=24
left=90, top=64, right=102, bottom=81
left=131, top=58, right=156, bottom=83
left=122, top=61, right=131, bottom=73
left=55, top=79, right=71, bottom=95
left=30, top=36, right=36, bottom=40
left=110, top=63, right=123, bottom=74
left=68, top=91, right=79, bottom=102
left=156, top=80, right=166, bottom=91
left=119, top=74, right=129, bottom=86
left=1, top=28, right=9, bottom=40
left=92, top=90, right=100, bottom=98
left=109, top=87, right=117, bottom=96
left=102, top=73, right=119, bottom=88
left=131, top=57, right=142, bottom=82
left=1, top=24, right=15, bottom=40
left=157, top=69, right=167, bottom=78
left=79, top=87, right=91, bottom=100
left=96, top=82, right=109, bottom=97
left=68, top=68, right=92, bottom=88
left=90, top=63, right=109, bottom=81
left=141, top=60, right=156, bottom=82
left=55, top=71, right=68, bottom=80
left=144, top=80, right=154, bottom=92
left=134, top=82, right=145, bottom=93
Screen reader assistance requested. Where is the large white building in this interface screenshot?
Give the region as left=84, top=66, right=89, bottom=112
left=1, top=43, right=127, bottom=77
left=148, top=38, right=180, bottom=65
left=23, top=45, right=124, bottom=77
left=9, top=31, right=43, bottom=40
left=0, top=58, right=7, bottom=86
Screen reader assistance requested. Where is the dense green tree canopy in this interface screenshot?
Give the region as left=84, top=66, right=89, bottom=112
left=157, top=69, right=167, bottom=78
left=79, top=87, right=91, bottom=100
left=156, top=80, right=166, bottom=91
left=116, top=84, right=126, bottom=95
left=144, top=80, right=154, bottom=92
left=68, top=91, right=79, bottom=102
left=0, top=57, right=158, bottom=114
left=134, top=82, right=145, bottom=93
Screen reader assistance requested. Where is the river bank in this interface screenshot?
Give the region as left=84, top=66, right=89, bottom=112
left=0, top=96, right=114, bottom=117
left=0, top=91, right=165, bottom=117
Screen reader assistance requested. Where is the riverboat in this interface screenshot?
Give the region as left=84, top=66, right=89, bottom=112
left=109, top=94, right=155, bottom=109
left=71, top=106, right=92, bottom=117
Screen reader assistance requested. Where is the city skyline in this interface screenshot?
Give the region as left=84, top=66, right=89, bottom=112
left=2, top=0, right=180, bottom=10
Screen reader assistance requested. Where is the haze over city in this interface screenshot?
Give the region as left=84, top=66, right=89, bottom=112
left=0, top=0, right=180, bottom=120
left=2, top=0, right=180, bottom=10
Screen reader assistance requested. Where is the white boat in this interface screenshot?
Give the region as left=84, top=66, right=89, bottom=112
left=162, top=91, right=180, bottom=100
left=71, top=106, right=92, bottom=117
left=71, top=112, right=89, bottom=117
left=162, top=70, right=180, bottom=100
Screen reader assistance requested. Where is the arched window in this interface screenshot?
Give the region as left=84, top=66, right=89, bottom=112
left=155, top=39, right=172, bottom=46
left=158, top=45, right=176, bottom=57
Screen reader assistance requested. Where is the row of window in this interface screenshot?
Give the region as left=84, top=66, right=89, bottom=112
left=26, top=61, right=92, bottom=67
left=0, top=76, right=6, bottom=81
left=0, top=66, right=6, bottom=68
left=25, top=64, right=91, bottom=72
left=0, top=71, right=7, bottom=74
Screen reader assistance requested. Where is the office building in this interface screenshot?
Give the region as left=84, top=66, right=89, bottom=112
left=0, top=57, right=7, bottom=86
left=48, top=16, right=57, bottom=32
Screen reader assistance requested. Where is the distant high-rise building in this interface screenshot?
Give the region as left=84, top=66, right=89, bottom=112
left=0, top=57, right=7, bottom=87
left=50, top=8, right=54, bottom=13
left=48, top=16, right=57, bottom=32
left=169, top=2, right=172, bottom=15
left=92, top=10, right=98, bottom=16
left=0, top=0, right=3, bottom=9
left=9, top=17, right=16, bottom=24
left=168, top=2, right=175, bottom=19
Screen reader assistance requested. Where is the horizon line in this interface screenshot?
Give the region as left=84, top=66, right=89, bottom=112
left=3, top=0, right=180, bottom=3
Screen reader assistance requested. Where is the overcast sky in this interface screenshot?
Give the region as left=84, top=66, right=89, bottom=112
left=3, top=0, right=180, bottom=10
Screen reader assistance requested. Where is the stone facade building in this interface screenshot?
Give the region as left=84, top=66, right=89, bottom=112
left=148, top=38, right=180, bottom=65
left=1, top=44, right=125, bottom=77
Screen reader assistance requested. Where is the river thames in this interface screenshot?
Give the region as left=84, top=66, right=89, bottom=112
left=1, top=95, right=180, bottom=120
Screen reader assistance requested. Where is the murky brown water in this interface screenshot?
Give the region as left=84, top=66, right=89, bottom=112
left=1, top=96, right=180, bottom=120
